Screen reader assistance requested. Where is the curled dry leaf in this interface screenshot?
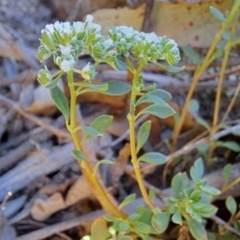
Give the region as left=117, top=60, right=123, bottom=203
left=65, top=176, right=95, bottom=207
left=31, top=192, right=65, bottom=221
left=110, top=143, right=131, bottom=183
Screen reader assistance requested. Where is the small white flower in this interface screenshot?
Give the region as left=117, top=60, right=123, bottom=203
left=85, top=14, right=94, bottom=23
left=60, top=58, right=75, bottom=72
left=73, top=21, right=84, bottom=33
left=145, top=32, right=159, bottom=42
left=59, top=44, right=72, bottom=55
left=45, top=24, right=54, bottom=34
left=53, top=21, right=62, bottom=31
left=63, top=22, right=72, bottom=35
left=81, top=62, right=95, bottom=80
left=104, top=38, right=113, bottom=48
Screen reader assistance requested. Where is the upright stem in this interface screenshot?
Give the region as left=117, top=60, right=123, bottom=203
left=172, top=0, right=240, bottom=149
left=67, top=72, right=127, bottom=218
left=128, top=65, right=155, bottom=208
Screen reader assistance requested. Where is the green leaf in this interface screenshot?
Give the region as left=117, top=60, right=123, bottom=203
left=90, top=115, right=113, bottom=135
left=222, top=31, right=231, bottom=40
left=148, top=89, right=172, bottom=102
left=197, top=204, right=218, bottom=218
left=138, top=152, right=167, bottom=165
left=118, top=222, right=130, bottom=232
left=134, top=222, right=151, bottom=234
left=190, top=158, right=204, bottom=182
left=136, top=89, right=172, bottom=106
left=223, top=164, right=232, bottom=184
left=200, top=185, right=220, bottom=196
left=156, top=62, right=185, bottom=73
left=93, top=159, right=114, bottom=176
left=50, top=86, right=69, bottom=121
left=136, top=120, right=151, bottom=153
left=138, top=103, right=175, bottom=119
left=171, top=173, right=190, bottom=197
left=182, top=46, right=201, bottom=65
left=226, top=196, right=237, bottom=216
left=119, top=194, right=136, bottom=209
left=195, top=117, right=210, bottom=132
left=91, top=217, right=110, bottom=240
left=215, top=141, right=240, bottom=152
left=72, top=149, right=86, bottom=161
left=128, top=213, right=141, bottom=222
left=104, top=80, right=131, bottom=96
left=84, top=83, right=108, bottom=93
left=83, top=115, right=113, bottom=140
left=83, top=126, right=101, bottom=140
left=115, top=57, right=127, bottom=70
left=172, top=210, right=183, bottom=225
left=187, top=217, right=208, bottom=240
left=209, top=6, right=225, bottom=22
left=152, top=211, right=170, bottom=233
left=189, top=99, right=199, bottom=112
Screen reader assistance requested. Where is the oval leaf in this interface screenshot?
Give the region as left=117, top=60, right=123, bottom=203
left=209, top=6, right=225, bottom=22
left=104, top=80, right=131, bottom=96
left=152, top=211, right=170, bottom=233
left=187, top=218, right=207, bottom=240
left=138, top=103, right=176, bottom=119
left=171, top=173, right=190, bottom=197
left=226, top=196, right=237, bottom=216
left=91, top=217, right=110, bottom=240
left=136, top=120, right=151, bottom=153
left=119, top=193, right=136, bottom=209
left=171, top=210, right=182, bottom=225
left=190, top=158, right=204, bottom=182
left=148, top=89, right=172, bottom=102
left=182, top=46, right=201, bottom=65
left=215, top=141, right=240, bottom=152
left=50, top=86, right=69, bottom=121
left=223, top=164, right=232, bottom=184
left=90, top=115, right=113, bottom=134
left=72, top=149, right=86, bottom=161
left=138, top=152, right=167, bottom=165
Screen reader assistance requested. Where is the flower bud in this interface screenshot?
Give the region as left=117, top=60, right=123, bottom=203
left=59, top=57, right=76, bottom=72
left=41, top=30, right=56, bottom=50
left=37, top=67, right=52, bottom=86
left=81, top=62, right=96, bottom=80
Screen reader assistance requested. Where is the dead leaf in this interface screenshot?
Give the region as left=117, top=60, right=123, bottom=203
left=65, top=176, right=95, bottom=207
left=110, top=143, right=131, bottom=183
left=31, top=192, right=65, bottom=221
left=92, top=0, right=238, bottom=48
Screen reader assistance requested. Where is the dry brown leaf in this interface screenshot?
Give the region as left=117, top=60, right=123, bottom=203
left=31, top=193, right=65, bottom=221
left=26, top=80, right=65, bottom=115
left=110, top=143, right=131, bottom=183
left=65, top=176, right=95, bottom=207
left=92, top=0, right=238, bottom=48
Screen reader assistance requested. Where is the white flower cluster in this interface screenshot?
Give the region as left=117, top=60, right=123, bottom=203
left=38, top=15, right=105, bottom=80
left=38, top=14, right=181, bottom=86
left=109, top=26, right=180, bottom=65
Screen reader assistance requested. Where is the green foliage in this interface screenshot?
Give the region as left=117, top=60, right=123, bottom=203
left=209, top=6, right=225, bottom=22
left=136, top=121, right=151, bottom=153
left=83, top=115, right=113, bottom=140
left=50, top=86, right=69, bottom=122
left=72, top=149, right=86, bottom=161
left=37, top=9, right=240, bottom=240
left=182, top=46, right=201, bottom=65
